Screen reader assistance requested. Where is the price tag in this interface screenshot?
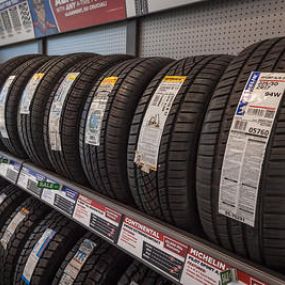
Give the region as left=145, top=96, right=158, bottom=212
left=118, top=217, right=187, bottom=281
left=41, top=183, right=78, bottom=217
left=181, top=247, right=267, bottom=285
left=73, top=194, right=122, bottom=242
left=17, top=167, right=45, bottom=197
left=0, top=157, right=21, bottom=183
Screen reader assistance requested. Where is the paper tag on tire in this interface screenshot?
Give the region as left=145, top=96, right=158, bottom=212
left=219, top=72, right=285, bottom=226
left=59, top=239, right=96, bottom=285
left=48, top=72, right=79, bottom=151
left=118, top=216, right=187, bottom=281
left=134, top=76, right=187, bottom=173
left=85, top=76, right=118, bottom=146
left=22, top=228, right=56, bottom=284
left=0, top=207, right=29, bottom=250
left=20, top=73, right=44, bottom=114
left=0, top=75, right=16, bottom=138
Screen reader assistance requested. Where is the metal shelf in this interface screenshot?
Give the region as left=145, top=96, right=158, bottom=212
left=0, top=150, right=284, bottom=285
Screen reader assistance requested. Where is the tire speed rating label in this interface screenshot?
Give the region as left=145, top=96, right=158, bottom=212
left=134, top=76, right=187, bottom=173
left=117, top=216, right=187, bottom=282
left=219, top=72, right=285, bottom=227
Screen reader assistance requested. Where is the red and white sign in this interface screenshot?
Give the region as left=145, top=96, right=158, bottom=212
left=73, top=194, right=122, bottom=242
left=181, top=247, right=267, bottom=285
left=118, top=217, right=187, bottom=281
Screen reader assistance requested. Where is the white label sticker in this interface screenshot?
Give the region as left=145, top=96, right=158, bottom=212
left=134, top=76, right=187, bottom=173
left=1, top=208, right=29, bottom=250
left=0, top=75, right=16, bottom=138
left=19, top=73, right=45, bottom=114
left=0, top=193, right=7, bottom=205
left=85, top=77, right=118, bottom=146
left=41, top=184, right=77, bottom=217
left=0, top=160, right=21, bottom=183
left=118, top=217, right=187, bottom=281
left=59, top=239, right=96, bottom=285
left=48, top=73, right=79, bottom=151
left=17, top=167, right=45, bottom=197
left=22, top=228, right=56, bottom=284
left=219, top=72, right=285, bottom=227
left=0, top=159, right=9, bottom=177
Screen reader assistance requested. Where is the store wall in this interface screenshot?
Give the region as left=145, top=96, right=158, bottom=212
left=47, top=22, right=127, bottom=56
left=139, top=0, right=285, bottom=58
left=0, top=40, right=40, bottom=62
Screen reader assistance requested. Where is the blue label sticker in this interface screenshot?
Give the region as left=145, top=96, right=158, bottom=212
left=27, top=168, right=45, bottom=181
left=62, top=187, right=78, bottom=200
left=245, top=71, right=260, bottom=92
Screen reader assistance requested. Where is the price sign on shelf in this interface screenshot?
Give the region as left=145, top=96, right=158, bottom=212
left=181, top=246, right=267, bottom=285
left=41, top=181, right=78, bottom=217
left=0, top=157, right=21, bottom=183
left=118, top=216, right=187, bottom=282
left=17, top=167, right=45, bottom=197
left=73, top=194, right=122, bottom=243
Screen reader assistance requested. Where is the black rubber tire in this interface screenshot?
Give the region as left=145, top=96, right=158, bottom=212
left=0, top=55, right=40, bottom=151
left=17, top=54, right=93, bottom=170
left=43, top=55, right=131, bottom=185
left=0, top=55, right=40, bottom=85
left=118, top=261, right=175, bottom=285
left=196, top=37, right=285, bottom=270
left=52, top=233, right=132, bottom=285
left=0, top=56, right=50, bottom=157
left=80, top=57, right=173, bottom=202
left=127, top=55, right=233, bottom=232
left=0, top=184, right=28, bottom=232
left=14, top=211, right=86, bottom=285
left=0, top=197, right=51, bottom=285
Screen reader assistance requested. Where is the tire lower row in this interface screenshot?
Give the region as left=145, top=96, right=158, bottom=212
left=0, top=182, right=174, bottom=285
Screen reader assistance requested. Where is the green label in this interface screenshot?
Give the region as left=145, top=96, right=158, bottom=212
left=220, top=269, right=234, bottom=285
left=37, top=181, right=60, bottom=190
left=0, top=158, right=9, bottom=164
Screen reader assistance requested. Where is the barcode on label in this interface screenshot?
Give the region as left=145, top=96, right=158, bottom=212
left=247, top=108, right=265, bottom=117
left=234, top=120, right=247, bottom=131
left=6, top=168, right=17, bottom=182
left=265, top=110, right=275, bottom=119
left=27, top=179, right=40, bottom=195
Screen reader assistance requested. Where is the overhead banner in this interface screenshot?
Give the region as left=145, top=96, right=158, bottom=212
left=0, top=0, right=126, bottom=47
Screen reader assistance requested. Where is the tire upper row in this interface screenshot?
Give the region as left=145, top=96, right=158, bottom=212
left=1, top=37, right=285, bottom=271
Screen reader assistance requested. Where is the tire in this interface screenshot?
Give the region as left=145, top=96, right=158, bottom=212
left=196, top=37, right=285, bottom=270
left=43, top=55, right=131, bottom=185
left=17, top=54, right=93, bottom=170
left=80, top=57, right=173, bottom=202
left=0, top=55, right=40, bottom=85
left=0, top=56, right=50, bottom=157
left=0, top=197, right=51, bottom=285
left=127, top=55, right=233, bottom=232
left=118, top=261, right=174, bottom=285
left=14, top=211, right=86, bottom=285
left=0, top=184, right=28, bottom=232
left=0, top=55, right=40, bottom=151
left=52, top=233, right=132, bottom=285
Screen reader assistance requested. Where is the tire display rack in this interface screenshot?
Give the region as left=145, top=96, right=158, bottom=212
left=0, top=150, right=283, bottom=285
